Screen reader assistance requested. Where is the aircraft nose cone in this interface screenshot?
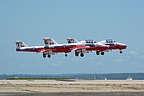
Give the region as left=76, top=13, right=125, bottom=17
left=123, top=44, right=127, bottom=48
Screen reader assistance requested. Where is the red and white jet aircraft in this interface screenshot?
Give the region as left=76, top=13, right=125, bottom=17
left=15, top=38, right=109, bottom=58
left=42, top=37, right=90, bottom=58
left=15, top=38, right=91, bottom=58
left=16, top=38, right=88, bottom=58
left=66, top=38, right=127, bottom=56
left=67, top=38, right=109, bottom=56
left=96, top=39, right=127, bottom=55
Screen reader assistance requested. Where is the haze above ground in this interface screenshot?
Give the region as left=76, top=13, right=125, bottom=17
left=0, top=0, right=144, bottom=74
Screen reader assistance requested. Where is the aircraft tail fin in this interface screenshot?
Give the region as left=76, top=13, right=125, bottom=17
left=67, top=38, right=78, bottom=43
left=15, top=41, right=28, bottom=48
left=43, top=37, right=58, bottom=46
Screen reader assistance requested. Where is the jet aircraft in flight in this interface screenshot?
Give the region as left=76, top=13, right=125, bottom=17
left=66, top=38, right=127, bottom=56
left=67, top=38, right=109, bottom=56
left=96, top=39, right=127, bottom=55
left=16, top=38, right=108, bottom=58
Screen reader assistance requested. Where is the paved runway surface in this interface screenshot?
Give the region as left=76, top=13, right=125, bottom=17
left=1, top=92, right=144, bottom=96
left=0, top=80, right=144, bottom=96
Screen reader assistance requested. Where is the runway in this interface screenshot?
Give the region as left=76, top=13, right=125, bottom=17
left=0, top=80, right=144, bottom=96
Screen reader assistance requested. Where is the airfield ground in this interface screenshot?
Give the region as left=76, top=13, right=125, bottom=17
left=0, top=80, right=144, bottom=96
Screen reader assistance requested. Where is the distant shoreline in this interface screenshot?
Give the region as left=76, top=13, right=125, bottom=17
left=0, top=73, right=144, bottom=80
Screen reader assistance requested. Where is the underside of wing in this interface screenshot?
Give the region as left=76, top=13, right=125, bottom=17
left=71, top=46, right=90, bottom=51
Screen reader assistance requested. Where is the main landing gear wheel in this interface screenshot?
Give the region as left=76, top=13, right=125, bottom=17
left=120, top=51, right=122, bottom=54
left=96, top=51, right=100, bottom=55
left=43, top=54, right=46, bottom=58
left=80, top=53, right=84, bottom=57
left=43, top=55, right=46, bottom=58
left=75, top=51, right=79, bottom=56
left=75, top=53, right=79, bottom=56
left=101, top=52, right=104, bottom=55
left=47, top=55, right=51, bottom=58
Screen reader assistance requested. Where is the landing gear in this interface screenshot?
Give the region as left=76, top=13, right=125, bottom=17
left=96, top=51, right=100, bottom=55
left=75, top=54, right=79, bottom=56
left=65, top=54, right=68, bottom=57
left=43, top=53, right=46, bottom=58
left=96, top=51, right=104, bottom=55
left=80, top=53, right=84, bottom=57
left=101, top=52, right=104, bottom=55
left=120, top=50, right=122, bottom=54
left=75, top=51, right=79, bottom=56
left=47, top=55, right=51, bottom=58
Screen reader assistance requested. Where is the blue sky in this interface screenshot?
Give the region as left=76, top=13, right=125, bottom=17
left=0, top=0, right=144, bottom=74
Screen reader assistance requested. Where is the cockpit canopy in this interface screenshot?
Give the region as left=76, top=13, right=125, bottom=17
left=85, top=40, right=97, bottom=43
left=105, top=39, right=116, bottom=43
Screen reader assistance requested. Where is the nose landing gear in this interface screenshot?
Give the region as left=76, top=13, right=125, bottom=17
left=65, top=54, right=68, bottom=57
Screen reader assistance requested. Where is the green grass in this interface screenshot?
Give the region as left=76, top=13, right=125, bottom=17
left=8, top=78, right=69, bottom=80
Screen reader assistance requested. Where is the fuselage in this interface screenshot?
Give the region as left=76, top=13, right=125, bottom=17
left=79, top=40, right=108, bottom=51
left=16, top=41, right=108, bottom=53
left=16, top=46, right=45, bottom=53
left=16, top=43, right=86, bottom=53
left=44, top=42, right=89, bottom=53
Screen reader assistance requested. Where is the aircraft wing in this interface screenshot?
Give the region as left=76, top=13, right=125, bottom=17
left=38, top=49, right=46, bottom=53
left=70, top=46, right=90, bottom=51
